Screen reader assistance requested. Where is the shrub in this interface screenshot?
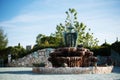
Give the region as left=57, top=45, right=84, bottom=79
left=33, top=62, right=46, bottom=67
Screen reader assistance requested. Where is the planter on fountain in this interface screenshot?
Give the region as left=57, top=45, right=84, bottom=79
left=48, top=47, right=97, bottom=67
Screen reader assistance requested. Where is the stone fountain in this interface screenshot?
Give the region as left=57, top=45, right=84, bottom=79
left=48, top=24, right=97, bottom=67
left=32, top=24, right=113, bottom=74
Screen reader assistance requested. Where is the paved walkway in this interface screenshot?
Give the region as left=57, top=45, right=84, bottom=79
left=0, top=67, right=120, bottom=80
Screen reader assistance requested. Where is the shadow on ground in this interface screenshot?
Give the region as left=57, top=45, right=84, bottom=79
left=0, top=71, right=35, bottom=75
left=0, top=70, right=71, bottom=75
left=112, top=67, right=120, bottom=73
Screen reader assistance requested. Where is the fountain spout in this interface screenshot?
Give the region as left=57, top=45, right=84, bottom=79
left=63, top=24, right=78, bottom=47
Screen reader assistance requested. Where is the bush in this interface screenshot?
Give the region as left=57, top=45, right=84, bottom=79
left=91, top=46, right=111, bottom=56
left=111, top=41, right=120, bottom=54
left=33, top=62, right=46, bottom=67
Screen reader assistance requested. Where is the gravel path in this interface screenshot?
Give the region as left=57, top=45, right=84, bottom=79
left=0, top=67, right=120, bottom=80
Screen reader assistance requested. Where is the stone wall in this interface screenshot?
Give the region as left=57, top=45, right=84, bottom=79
left=97, top=49, right=120, bottom=66
left=9, top=48, right=54, bottom=67
left=111, top=49, right=120, bottom=66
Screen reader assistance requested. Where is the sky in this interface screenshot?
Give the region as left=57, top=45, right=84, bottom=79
left=0, top=0, right=120, bottom=47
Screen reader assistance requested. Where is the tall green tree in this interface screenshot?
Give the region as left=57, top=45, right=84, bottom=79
left=0, top=28, right=8, bottom=50
left=54, top=8, right=99, bottom=48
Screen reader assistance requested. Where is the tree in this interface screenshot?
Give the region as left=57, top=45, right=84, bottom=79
left=0, top=43, right=26, bottom=64
left=10, top=43, right=26, bottom=59
left=111, top=41, right=120, bottom=54
left=54, top=8, right=99, bottom=48
left=0, top=28, right=8, bottom=50
left=36, top=34, right=45, bottom=45
left=35, top=34, right=63, bottom=47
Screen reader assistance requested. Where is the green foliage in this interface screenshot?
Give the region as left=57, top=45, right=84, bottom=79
left=91, top=42, right=111, bottom=56
left=92, top=46, right=111, bottom=56
left=53, top=8, right=99, bottom=48
left=8, top=44, right=26, bottom=59
left=0, top=28, right=8, bottom=50
left=36, top=34, right=64, bottom=48
left=0, top=48, right=9, bottom=63
left=36, top=34, right=45, bottom=45
left=101, top=42, right=111, bottom=47
left=89, top=40, right=120, bottom=56
left=0, top=43, right=26, bottom=60
left=111, top=41, right=120, bottom=54
left=33, top=62, right=46, bottom=67
left=35, top=8, right=99, bottom=48
left=31, top=35, right=63, bottom=53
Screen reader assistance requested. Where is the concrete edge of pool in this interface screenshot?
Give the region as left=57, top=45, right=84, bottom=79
left=32, top=66, right=113, bottom=74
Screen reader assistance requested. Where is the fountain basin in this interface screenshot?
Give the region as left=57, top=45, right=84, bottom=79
left=32, top=66, right=113, bottom=74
